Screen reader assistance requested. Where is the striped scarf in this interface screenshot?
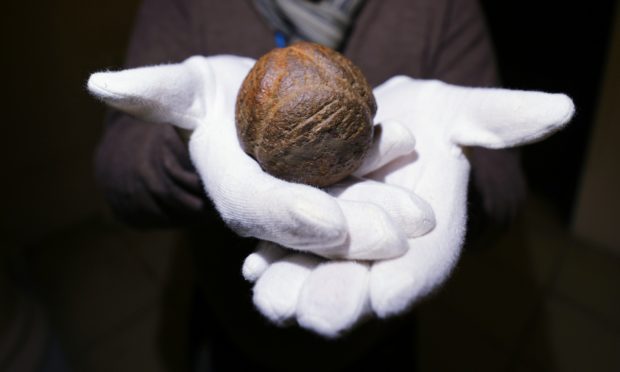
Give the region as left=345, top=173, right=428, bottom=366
left=253, top=0, right=366, bottom=50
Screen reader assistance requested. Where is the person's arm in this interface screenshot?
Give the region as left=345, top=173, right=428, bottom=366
left=94, top=0, right=211, bottom=227
left=429, top=0, right=526, bottom=224
left=429, top=0, right=498, bottom=86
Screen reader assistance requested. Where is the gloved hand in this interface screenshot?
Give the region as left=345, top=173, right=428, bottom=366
left=243, top=76, right=575, bottom=337
left=87, top=56, right=434, bottom=260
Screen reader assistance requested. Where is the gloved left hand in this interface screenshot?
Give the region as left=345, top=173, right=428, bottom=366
left=242, top=76, right=575, bottom=338
left=87, top=56, right=434, bottom=260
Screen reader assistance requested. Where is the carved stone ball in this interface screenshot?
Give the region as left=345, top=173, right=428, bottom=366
left=235, top=41, right=377, bottom=187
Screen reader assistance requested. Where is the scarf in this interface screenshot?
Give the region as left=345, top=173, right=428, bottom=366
left=253, top=0, right=366, bottom=50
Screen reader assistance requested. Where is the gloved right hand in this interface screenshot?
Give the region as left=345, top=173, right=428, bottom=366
left=87, top=55, right=434, bottom=260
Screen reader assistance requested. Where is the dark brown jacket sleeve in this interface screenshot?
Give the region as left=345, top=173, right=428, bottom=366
left=427, top=0, right=499, bottom=86
left=94, top=0, right=213, bottom=227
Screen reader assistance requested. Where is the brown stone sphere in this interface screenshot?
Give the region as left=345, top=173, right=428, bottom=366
left=235, top=41, right=377, bottom=187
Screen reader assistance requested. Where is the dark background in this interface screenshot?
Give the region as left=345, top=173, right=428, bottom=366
left=481, top=0, right=617, bottom=221
left=1, top=1, right=618, bottom=371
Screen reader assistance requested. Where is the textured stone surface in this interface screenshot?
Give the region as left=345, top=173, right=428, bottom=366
left=236, top=42, right=376, bottom=187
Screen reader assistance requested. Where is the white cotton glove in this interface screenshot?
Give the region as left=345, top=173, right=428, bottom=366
left=243, top=76, right=576, bottom=337
left=87, top=56, right=434, bottom=260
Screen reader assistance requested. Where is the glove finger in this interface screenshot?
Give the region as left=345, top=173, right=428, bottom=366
left=189, top=124, right=348, bottom=251
left=317, top=200, right=408, bottom=260
left=353, top=120, right=416, bottom=177
left=87, top=63, right=204, bottom=131
left=242, top=241, right=287, bottom=282
left=328, top=178, right=435, bottom=238
left=252, top=253, right=322, bottom=325
left=297, top=260, right=371, bottom=338
left=448, top=87, right=575, bottom=148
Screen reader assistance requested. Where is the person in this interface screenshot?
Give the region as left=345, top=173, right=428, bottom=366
left=94, top=0, right=525, bottom=370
